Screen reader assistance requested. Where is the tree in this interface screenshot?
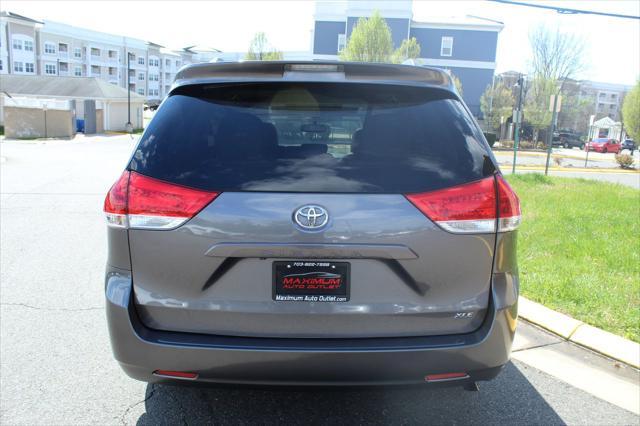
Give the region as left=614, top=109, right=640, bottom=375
left=339, top=11, right=394, bottom=62
left=557, top=93, right=593, bottom=133
left=529, top=25, right=586, bottom=82
left=622, top=81, right=640, bottom=141
left=448, top=71, right=463, bottom=97
left=245, top=32, right=283, bottom=60
left=480, top=82, right=515, bottom=132
left=391, top=37, right=421, bottom=63
left=524, top=77, right=555, bottom=143
left=525, top=26, right=587, bottom=142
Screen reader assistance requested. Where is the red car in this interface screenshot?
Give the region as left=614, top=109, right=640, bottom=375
left=585, top=138, right=622, bottom=154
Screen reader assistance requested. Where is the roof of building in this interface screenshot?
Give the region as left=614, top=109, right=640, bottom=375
left=0, top=11, right=43, bottom=24
left=411, top=15, right=504, bottom=31
left=0, top=75, right=145, bottom=101
left=183, top=45, right=223, bottom=53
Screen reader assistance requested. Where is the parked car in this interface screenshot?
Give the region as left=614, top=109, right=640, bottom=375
left=585, top=138, right=622, bottom=154
left=552, top=131, right=584, bottom=149
left=621, top=139, right=636, bottom=154
left=103, top=62, right=521, bottom=389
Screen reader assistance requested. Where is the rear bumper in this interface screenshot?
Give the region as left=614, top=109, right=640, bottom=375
left=106, top=268, right=518, bottom=386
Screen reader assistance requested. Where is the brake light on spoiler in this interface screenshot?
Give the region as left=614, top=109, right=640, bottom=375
left=103, top=171, right=219, bottom=230
left=406, top=176, right=521, bottom=234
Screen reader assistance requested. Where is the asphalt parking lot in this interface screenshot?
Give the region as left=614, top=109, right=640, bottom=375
left=1, top=135, right=639, bottom=425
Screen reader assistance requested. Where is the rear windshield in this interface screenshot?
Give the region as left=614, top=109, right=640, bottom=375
left=129, top=83, right=492, bottom=193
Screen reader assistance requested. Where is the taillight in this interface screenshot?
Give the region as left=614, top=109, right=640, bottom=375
left=405, top=175, right=521, bottom=234
left=103, top=171, right=219, bottom=230
left=496, top=175, right=521, bottom=232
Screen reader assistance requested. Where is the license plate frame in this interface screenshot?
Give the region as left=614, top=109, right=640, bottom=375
left=272, top=261, right=350, bottom=302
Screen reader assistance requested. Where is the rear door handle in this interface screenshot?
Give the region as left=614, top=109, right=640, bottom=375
left=204, top=242, right=418, bottom=260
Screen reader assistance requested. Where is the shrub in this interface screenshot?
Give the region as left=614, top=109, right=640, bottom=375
left=615, top=153, right=635, bottom=169
left=500, top=139, right=514, bottom=148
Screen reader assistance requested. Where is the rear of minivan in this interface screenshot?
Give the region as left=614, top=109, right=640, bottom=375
left=105, top=62, right=520, bottom=387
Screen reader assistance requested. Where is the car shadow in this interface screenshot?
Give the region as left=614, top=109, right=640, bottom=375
left=134, top=361, right=564, bottom=425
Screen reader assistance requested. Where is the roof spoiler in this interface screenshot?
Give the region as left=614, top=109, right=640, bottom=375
left=173, top=61, right=453, bottom=90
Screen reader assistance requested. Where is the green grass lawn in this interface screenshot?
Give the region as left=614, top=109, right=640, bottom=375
left=506, top=174, right=640, bottom=342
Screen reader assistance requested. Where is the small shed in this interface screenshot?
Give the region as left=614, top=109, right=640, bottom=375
left=589, top=116, right=623, bottom=141
left=0, top=74, right=145, bottom=133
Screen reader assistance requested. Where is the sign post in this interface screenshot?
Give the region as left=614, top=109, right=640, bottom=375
left=544, top=94, right=562, bottom=176
left=512, top=75, right=525, bottom=174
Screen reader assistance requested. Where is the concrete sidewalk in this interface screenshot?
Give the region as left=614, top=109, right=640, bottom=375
left=519, top=297, right=640, bottom=369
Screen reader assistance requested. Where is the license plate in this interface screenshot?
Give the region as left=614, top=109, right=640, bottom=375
left=273, top=261, right=349, bottom=302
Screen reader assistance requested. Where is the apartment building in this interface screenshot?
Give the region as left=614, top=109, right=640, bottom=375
left=311, top=0, right=504, bottom=116
left=0, top=11, right=198, bottom=103
left=579, top=81, right=632, bottom=122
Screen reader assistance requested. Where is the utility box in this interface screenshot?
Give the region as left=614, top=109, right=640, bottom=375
left=84, top=100, right=97, bottom=134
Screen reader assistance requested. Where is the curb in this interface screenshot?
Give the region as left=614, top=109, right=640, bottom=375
left=518, top=296, right=640, bottom=369
left=503, top=165, right=639, bottom=174
left=494, top=150, right=599, bottom=162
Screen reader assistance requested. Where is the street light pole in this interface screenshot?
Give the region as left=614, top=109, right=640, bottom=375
left=126, top=52, right=132, bottom=133
left=512, top=74, right=525, bottom=174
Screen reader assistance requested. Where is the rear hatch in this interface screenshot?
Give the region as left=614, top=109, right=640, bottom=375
left=116, top=82, right=506, bottom=338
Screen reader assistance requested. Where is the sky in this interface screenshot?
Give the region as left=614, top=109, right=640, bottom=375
left=2, top=0, right=639, bottom=85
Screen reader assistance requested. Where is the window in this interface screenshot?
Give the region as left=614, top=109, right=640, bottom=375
left=165, top=59, right=171, bottom=66
left=13, top=61, right=23, bottom=72
left=130, top=83, right=490, bottom=194
left=58, top=43, right=68, bottom=53
left=25, top=62, right=34, bottom=73
left=176, top=60, right=181, bottom=67
left=24, top=40, right=34, bottom=52
left=137, top=88, right=145, bottom=95
left=138, top=57, right=145, bottom=65
left=599, top=93, right=606, bottom=99
left=91, top=65, right=100, bottom=75
left=0, top=60, right=3, bottom=71
left=74, top=47, right=82, bottom=58
left=45, top=43, right=56, bottom=54
left=12, top=39, right=23, bottom=50
left=149, top=74, right=159, bottom=81
left=138, top=72, right=145, bottom=81
left=440, top=37, right=453, bottom=57
left=45, top=64, right=57, bottom=75
left=91, top=48, right=100, bottom=57
left=337, top=34, right=346, bottom=52
left=74, top=66, right=82, bottom=77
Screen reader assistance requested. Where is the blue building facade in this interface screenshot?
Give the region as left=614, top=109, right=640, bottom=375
left=311, top=1, right=503, bottom=116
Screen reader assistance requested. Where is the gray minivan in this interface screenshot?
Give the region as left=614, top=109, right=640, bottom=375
left=104, top=62, right=521, bottom=388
